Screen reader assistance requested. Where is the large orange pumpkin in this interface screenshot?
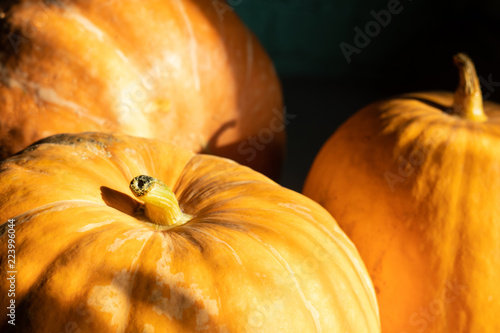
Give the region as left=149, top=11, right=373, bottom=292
left=303, top=54, right=500, bottom=332
left=0, top=132, right=380, bottom=332
left=0, top=0, right=284, bottom=179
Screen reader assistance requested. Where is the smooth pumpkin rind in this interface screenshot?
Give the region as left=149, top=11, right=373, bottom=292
left=0, top=132, right=380, bottom=332
left=0, top=0, right=284, bottom=179
left=303, top=91, right=500, bottom=333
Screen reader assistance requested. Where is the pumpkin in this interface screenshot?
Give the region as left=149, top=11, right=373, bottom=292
left=0, top=0, right=284, bottom=179
left=0, top=132, right=380, bottom=332
left=303, top=54, right=500, bottom=332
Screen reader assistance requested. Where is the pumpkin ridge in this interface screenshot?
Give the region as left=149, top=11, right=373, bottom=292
left=63, top=3, right=156, bottom=136
left=394, top=95, right=452, bottom=113
left=277, top=194, right=379, bottom=310
left=172, top=0, right=200, bottom=92
left=245, top=230, right=323, bottom=331
left=182, top=225, right=244, bottom=266
left=121, top=229, right=158, bottom=332
left=25, top=132, right=118, bottom=150
left=303, top=54, right=500, bottom=332
left=6, top=199, right=104, bottom=226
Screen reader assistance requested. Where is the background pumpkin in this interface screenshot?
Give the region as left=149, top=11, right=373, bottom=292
left=0, top=132, right=380, bottom=332
left=0, top=0, right=284, bottom=179
left=303, top=54, right=500, bottom=332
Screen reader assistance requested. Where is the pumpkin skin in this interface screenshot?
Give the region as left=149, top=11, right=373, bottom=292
left=303, top=55, right=500, bottom=332
left=0, top=132, right=380, bottom=332
left=0, top=0, right=284, bottom=179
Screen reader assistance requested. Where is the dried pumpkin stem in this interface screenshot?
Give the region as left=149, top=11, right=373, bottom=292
left=452, top=53, right=487, bottom=121
left=130, top=175, right=191, bottom=227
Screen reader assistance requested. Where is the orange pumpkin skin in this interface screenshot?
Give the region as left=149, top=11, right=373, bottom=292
left=303, top=89, right=500, bottom=333
left=0, top=132, right=380, bottom=332
left=0, top=0, right=284, bottom=179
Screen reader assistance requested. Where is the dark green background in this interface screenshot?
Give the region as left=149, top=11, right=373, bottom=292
left=234, top=0, right=500, bottom=190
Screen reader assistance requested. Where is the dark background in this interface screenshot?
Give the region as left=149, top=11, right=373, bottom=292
left=234, top=0, right=500, bottom=191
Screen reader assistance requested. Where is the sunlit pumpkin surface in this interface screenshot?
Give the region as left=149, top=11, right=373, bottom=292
left=304, top=55, right=500, bottom=333
left=0, top=0, right=284, bottom=179
left=0, top=133, right=379, bottom=332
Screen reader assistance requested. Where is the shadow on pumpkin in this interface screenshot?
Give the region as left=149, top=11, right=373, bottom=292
left=186, top=0, right=286, bottom=182
left=205, top=119, right=285, bottom=182
left=100, top=186, right=141, bottom=218
left=0, top=249, right=223, bottom=332
left=395, top=96, right=451, bottom=112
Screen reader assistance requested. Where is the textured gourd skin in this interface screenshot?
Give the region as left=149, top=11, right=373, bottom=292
left=0, top=0, right=284, bottom=179
left=303, top=92, right=500, bottom=333
left=0, top=132, right=380, bottom=332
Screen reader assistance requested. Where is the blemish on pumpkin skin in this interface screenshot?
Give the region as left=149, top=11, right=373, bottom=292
left=151, top=238, right=219, bottom=324
left=77, top=219, right=115, bottom=232
left=88, top=232, right=153, bottom=331
left=4, top=75, right=108, bottom=126
left=142, top=323, right=155, bottom=333
left=106, top=229, right=153, bottom=252
left=88, top=270, right=132, bottom=333
left=196, top=309, right=211, bottom=330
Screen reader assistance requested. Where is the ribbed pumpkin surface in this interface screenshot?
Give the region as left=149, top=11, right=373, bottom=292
left=304, top=90, right=500, bottom=333
left=0, top=133, right=379, bottom=332
left=0, top=0, right=284, bottom=178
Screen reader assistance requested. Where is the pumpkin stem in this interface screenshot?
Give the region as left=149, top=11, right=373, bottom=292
left=130, top=175, right=191, bottom=227
left=452, top=53, right=487, bottom=121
